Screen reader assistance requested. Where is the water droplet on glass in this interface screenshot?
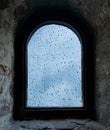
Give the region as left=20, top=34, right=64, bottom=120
left=27, top=24, right=83, bottom=108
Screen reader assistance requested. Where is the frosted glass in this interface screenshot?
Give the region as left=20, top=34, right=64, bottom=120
left=27, top=24, right=83, bottom=107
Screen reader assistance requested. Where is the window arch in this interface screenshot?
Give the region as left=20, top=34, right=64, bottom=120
left=14, top=12, right=95, bottom=120
left=27, top=22, right=83, bottom=108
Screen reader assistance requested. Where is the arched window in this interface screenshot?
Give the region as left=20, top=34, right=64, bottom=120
left=27, top=23, right=83, bottom=108
left=14, top=13, right=94, bottom=120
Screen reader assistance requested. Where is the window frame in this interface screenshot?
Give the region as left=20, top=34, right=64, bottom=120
left=26, top=21, right=84, bottom=108
left=14, top=11, right=95, bottom=120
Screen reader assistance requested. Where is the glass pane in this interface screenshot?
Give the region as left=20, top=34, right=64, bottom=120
left=27, top=24, right=83, bottom=107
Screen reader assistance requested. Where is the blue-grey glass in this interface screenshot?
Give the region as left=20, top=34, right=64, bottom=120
left=27, top=24, right=83, bottom=107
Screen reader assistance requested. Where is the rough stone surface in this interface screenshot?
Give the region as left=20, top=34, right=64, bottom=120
left=0, top=65, right=10, bottom=75
left=0, top=0, right=110, bottom=129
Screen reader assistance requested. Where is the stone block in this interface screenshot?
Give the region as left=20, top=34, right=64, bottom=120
left=0, top=65, right=9, bottom=75
left=0, top=99, right=10, bottom=117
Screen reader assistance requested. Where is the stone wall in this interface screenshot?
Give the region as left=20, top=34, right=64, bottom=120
left=0, top=0, right=110, bottom=129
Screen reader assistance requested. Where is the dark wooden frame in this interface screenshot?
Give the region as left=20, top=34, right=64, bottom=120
left=13, top=8, right=95, bottom=120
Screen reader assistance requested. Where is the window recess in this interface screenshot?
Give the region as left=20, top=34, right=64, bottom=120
left=14, top=13, right=95, bottom=120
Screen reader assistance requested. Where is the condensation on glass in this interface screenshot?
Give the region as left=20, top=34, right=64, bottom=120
left=27, top=24, right=83, bottom=107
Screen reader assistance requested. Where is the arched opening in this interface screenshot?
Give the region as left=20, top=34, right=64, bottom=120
left=27, top=23, right=83, bottom=108
left=14, top=12, right=94, bottom=119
